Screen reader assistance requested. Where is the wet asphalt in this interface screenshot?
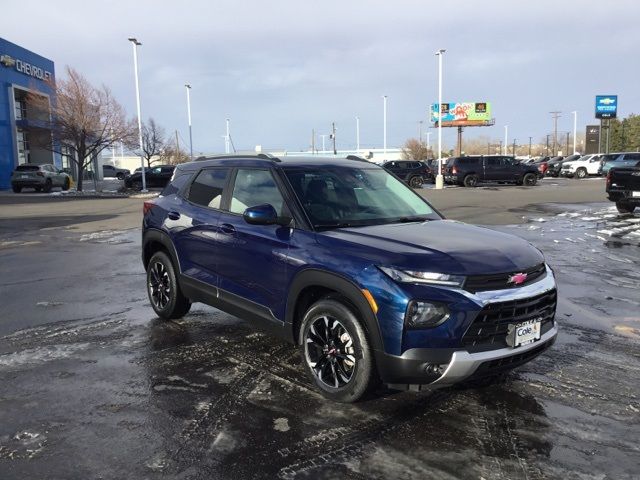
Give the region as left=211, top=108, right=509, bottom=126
left=0, top=198, right=639, bottom=479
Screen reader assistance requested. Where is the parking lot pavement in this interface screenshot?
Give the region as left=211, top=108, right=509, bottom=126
left=0, top=197, right=638, bottom=479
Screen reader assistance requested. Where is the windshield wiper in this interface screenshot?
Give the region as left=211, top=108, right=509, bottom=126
left=396, top=216, right=431, bottom=223
left=314, top=222, right=354, bottom=230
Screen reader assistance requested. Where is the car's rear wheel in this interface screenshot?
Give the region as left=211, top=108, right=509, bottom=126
left=12, top=185, right=21, bottom=193
left=132, top=180, right=142, bottom=191
left=409, top=175, right=424, bottom=188
left=300, top=299, right=377, bottom=403
left=147, top=251, right=191, bottom=320
left=463, top=174, right=478, bottom=187
left=43, top=179, right=52, bottom=193
left=576, top=168, right=587, bottom=179
left=523, top=173, right=537, bottom=186
left=62, top=177, right=71, bottom=191
left=616, top=202, right=636, bottom=214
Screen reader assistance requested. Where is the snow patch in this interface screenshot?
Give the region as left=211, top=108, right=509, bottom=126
left=274, top=417, right=290, bottom=432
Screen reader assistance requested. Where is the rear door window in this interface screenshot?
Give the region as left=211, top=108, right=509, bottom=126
left=161, top=171, right=193, bottom=196
left=187, top=168, right=230, bottom=209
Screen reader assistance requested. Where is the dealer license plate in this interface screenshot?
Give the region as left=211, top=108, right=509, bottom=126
left=21, top=175, right=28, bottom=178
left=632, top=191, right=640, bottom=198
left=507, top=319, right=541, bottom=348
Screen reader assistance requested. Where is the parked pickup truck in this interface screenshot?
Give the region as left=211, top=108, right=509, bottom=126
left=560, top=154, right=602, bottom=178
left=606, top=161, right=640, bottom=213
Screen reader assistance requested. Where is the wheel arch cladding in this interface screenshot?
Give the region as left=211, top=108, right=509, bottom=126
left=286, top=269, right=384, bottom=352
left=142, top=229, right=180, bottom=272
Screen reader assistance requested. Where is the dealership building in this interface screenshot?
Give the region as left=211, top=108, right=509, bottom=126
left=0, top=37, right=61, bottom=190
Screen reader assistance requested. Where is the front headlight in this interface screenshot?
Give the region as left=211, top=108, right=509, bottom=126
left=378, top=266, right=465, bottom=287
left=406, top=301, right=450, bottom=328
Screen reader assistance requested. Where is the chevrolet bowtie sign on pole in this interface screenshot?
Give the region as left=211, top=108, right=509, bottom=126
left=595, top=95, right=618, bottom=154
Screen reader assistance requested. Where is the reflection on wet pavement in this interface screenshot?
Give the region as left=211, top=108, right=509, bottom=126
left=0, top=206, right=638, bottom=479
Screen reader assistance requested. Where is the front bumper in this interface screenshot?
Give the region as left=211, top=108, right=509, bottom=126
left=378, top=265, right=558, bottom=389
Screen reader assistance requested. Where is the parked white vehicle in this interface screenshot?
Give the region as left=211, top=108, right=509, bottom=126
left=560, top=154, right=602, bottom=178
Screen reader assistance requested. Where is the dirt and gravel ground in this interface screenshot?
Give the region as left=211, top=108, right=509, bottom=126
left=0, top=177, right=638, bottom=479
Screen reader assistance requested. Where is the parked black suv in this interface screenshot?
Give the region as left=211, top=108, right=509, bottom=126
left=382, top=160, right=432, bottom=187
left=125, top=165, right=175, bottom=190
left=445, top=155, right=539, bottom=187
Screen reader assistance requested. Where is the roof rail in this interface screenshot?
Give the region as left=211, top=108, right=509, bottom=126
left=195, top=154, right=281, bottom=163
left=345, top=155, right=369, bottom=162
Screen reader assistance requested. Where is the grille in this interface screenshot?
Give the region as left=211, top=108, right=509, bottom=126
left=473, top=340, right=553, bottom=376
left=461, top=289, right=557, bottom=353
left=464, top=263, right=546, bottom=293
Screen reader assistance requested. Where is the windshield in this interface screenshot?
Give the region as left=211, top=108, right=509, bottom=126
left=283, top=166, right=441, bottom=229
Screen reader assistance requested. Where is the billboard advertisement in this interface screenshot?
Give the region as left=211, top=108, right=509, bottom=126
left=595, top=95, right=617, bottom=119
left=430, top=102, right=492, bottom=126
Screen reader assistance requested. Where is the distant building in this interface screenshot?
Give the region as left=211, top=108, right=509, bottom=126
left=0, top=38, right=61, bottom=189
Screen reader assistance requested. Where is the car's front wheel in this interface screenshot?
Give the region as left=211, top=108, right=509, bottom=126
left=146, top=251, right=191, bottom=320
left=300, top=298, right=377, bottom=403
left=575, top=168, right=587, bottom=179
left=616, top=202, right=636, bottom=214
left=43, top=179, right=52, bottom=193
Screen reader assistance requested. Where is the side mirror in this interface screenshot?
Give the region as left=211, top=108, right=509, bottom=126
left=243, top=204, right=292, bottom=227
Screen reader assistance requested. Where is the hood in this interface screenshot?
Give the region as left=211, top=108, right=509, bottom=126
left=318, top=220, right=544, bottom=275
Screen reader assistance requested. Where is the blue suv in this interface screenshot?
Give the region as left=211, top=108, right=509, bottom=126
left=142, top=155, right=558, bottom=402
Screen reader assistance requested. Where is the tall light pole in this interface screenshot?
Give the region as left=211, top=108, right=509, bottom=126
left=435, top=49, right=445, bottom=190
left=356, top=116, right=360, bottom=152
left=382, top=95, right=388, bottom=155
left=185, top=84, right=193, bottom=160
left=128, top=37, right=146, bottom=192
left=572, top=111, right=577, bottom=154
left=504, top=125, right=508, bottom=155
left=320, top=134, right=328, bottom=152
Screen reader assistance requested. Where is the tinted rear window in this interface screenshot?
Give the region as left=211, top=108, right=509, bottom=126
left=187, top=168, right=229, bottom=208
left=457, top=158, right=480, bottom=165
left=161, top=171, right=192, bottom=196
left=16, top=165, right=41, bottom=171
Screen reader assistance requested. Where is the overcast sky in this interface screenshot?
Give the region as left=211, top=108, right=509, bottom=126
left=4, top=0, right=640, bottom=155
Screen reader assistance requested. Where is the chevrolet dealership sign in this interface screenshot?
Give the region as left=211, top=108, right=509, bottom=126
left=0, top=53, right=52, bottom=81
left=595, top=95, right=617, bottom=119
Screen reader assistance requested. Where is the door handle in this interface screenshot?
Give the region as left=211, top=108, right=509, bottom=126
left=220, top=223, right=236, bottom=234
left=168, top=211, right=181, bottom=220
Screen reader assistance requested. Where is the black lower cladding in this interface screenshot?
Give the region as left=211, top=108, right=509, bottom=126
left=470, top=335, right=556, bottom=379
left=461, top=289, right=557, bottom=353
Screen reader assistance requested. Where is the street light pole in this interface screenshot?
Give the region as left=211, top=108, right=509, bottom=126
left=435, top=48, right=445, bottom=190
left=572, top=111, right=577, bottom=154
left=382, top=95, right=388, bottom=155
left=128, top=37, right=147, bottom=192
left=356, top=116, right=360, bottom=152
left=185, top=84, right=193, bottom=160
left=504, top=125, right=508, bottom=155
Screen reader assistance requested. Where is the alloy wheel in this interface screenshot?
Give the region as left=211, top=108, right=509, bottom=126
left=305, top=316, right=356, bottom=388
left=149, top=261, right=171, bottom=309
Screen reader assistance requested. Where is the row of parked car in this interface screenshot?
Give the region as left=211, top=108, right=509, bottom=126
left=521, top=152, right=640, bottom=179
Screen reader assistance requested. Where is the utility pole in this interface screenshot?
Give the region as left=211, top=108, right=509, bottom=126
left=311, top=129, right=315, bottom=154
left=528, top=136, right=533, bottom=157
left=550, top=111, right=561, bottom=156
left=546, top=135, right=550, bottom=156
left=565, top=132, right=569, bottom=156
left=503, top=125, right=508, bottom=155
left=572, top=111, right=578, bottom=154
left=512, top=139, right=516, bottom=156
left=487, top=142, right=491, bottom=155
left=175, top=130, right=179, bottom=160
left=418, top=120, right=423, bottom=143
left=331, top=122, right=337, bottom=155
left=499, top=140, right=503, bottom=154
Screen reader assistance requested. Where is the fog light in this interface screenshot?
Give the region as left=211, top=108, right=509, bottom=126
left=406, top=301, right=450, bottom=329
left=424, top=363, right=447, bottom=375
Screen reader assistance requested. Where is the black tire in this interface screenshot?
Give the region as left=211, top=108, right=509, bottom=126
left=409, top=175, right=424, bottom=188
left=132, top=180, right=142, bottom=191
left=62, top=177, right=70, bottom=191
left=35, top=187, right=42, bottom=192
left=463, top=174, right=478, bottom=188
left=300, top=298, right=377, bottom=403
left=576, top=168, right=587, bottom=179
left=43, top=179, right=52, bottom=193
left=616, top=202, right=636, bottom=214
left=146, top=251, right=191, bottom=320
left=523, top=173, right=537, bottom=186
left=12, top=185, right=21, bottom=193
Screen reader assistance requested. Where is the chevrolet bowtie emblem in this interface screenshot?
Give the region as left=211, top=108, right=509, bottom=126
left=0, top=54, right=16, bottom=68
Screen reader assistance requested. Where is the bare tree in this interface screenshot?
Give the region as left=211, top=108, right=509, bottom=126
left=160, top=137, right=190, bottom=165
left=140, top=118, right=166, bottom=168
left=28, top=67, right=135, bottom=191
left=401, top=138, right=431, bottom=160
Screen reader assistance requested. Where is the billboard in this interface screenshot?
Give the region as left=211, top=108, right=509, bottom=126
left=595, top=95, right=617, bottom=119
left=430, top=102, right=492, bottom=126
